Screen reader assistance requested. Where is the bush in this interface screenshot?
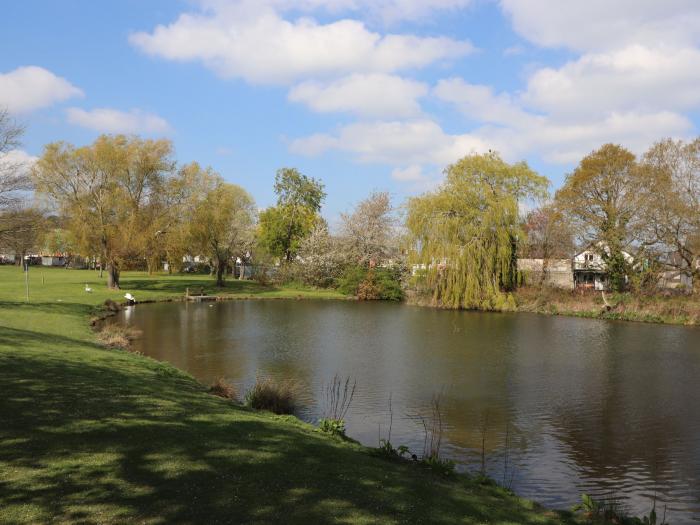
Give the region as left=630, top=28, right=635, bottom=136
left=337, top=266, right=403, bottom=301
left=245, top=377, right=299, bottom=414
left=337, top=265, right=367, bottom=295
left=209, top=378, right=237, bottom=400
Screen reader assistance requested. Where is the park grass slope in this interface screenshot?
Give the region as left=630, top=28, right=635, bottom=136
left=0, top=267, right=576, bottom=524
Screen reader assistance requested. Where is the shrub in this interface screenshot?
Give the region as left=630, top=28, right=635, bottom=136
left=245, top=377, right=299, bottom=414
left=318, top=418, right=346, bottom=437
left=337, top=266, right=404, bottom=301
left=97, top=324, right=141, bottom=350
left=209, top=378, right=237, bottom=400
left=337, top=265, right=367, bottom=295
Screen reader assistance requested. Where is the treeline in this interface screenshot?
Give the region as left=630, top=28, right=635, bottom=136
left=0, top=114, right=400, bottom=294
left=1, top=109, right=698, bottom=306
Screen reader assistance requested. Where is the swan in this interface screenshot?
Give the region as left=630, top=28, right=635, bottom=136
left=85, top=283, right=93, bottom=293
left=124, top=292, right=136, bottom=304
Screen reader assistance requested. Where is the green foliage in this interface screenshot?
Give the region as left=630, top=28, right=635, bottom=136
left=422, top=454, right=456, bottom=476
left=377, top=440, right=410, bottom=459
left=337, top=265, right=367, bottom=295
left=257, top=168, right=326, bottom=262
left=406, top=152, right=548, bottom=310
left=318, top=418, right=346, bottom=438
left=337, top=266, right=403, bottom=301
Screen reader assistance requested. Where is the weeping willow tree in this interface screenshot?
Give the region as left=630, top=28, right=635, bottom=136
left=406, top=152, right=548, bottom=310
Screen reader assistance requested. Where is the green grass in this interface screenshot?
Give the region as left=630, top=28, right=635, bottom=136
left=0, top=266, right=578, bottom=524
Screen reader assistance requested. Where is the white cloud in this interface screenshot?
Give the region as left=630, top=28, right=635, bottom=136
left=434, top=78, right=693, bottom=164
left=289, top=73, right=428, bottom=117
left=500, top=0, right=700, bottom=52
left=391, top=164, right=424, bottom=181
left=130, top=3, right=473, bottom=84
left=290, top=119, right=489, bottom=165
left=0, top=66, right=83, bottom=113
left=522, top=45, right=700, bottom=118
left=434, top=78, right=531, bottom=126
left=66, top=108, right=172, bottom=134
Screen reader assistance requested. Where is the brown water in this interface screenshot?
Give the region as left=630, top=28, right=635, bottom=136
left=117, top=300, right=700, bottom=523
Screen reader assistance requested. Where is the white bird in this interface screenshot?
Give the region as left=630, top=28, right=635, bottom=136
left=84, top=283, right=93, bottom=293
left=124, top=293, right=136, bottom=303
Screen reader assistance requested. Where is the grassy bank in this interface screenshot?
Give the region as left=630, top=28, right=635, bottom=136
left=0, top=266, right=579, bottom=524
left=515, top=286, right=700, bottom=325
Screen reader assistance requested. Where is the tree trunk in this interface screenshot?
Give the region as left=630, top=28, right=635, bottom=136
left=239, top=261, right=246, bottom=280
left=107, top=262, right=120, bottom=289
left=216, top=260, right=225, bottom=287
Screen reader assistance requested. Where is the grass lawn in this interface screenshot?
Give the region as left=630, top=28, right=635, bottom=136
left=0, top=266, right=578, bottom=524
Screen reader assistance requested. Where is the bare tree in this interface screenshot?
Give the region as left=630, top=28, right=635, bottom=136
left=0, top=108, right=32, bottom=211
left=640, top=138, right=700, bottom=285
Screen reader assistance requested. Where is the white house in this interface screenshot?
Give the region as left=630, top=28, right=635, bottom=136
left=573, top=246, right=634, bottom=290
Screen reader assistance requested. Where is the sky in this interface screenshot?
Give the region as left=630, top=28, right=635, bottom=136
left=2, top=0, right=700, bottom=222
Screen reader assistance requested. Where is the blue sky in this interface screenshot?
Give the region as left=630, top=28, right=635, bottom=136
left=2, top=1, right=699, bottom=221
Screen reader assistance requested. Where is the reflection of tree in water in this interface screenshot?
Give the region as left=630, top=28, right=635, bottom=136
left=545, top=325, right=700, bottom=514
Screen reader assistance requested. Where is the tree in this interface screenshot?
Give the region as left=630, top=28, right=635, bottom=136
left=521, top=205, right=575, bottom=259
left=406, top=152, right=548, bottom=310
left=0, top=109, right=32, bottom=212
left=0, top=206, right=44, bottom=264
left=258, top=168, right=325, bottom=262
left=339, top=191, right=396, bottom=267
left=295, top=222, right=352, bottom=287
left=32, top=135, right=176, bottom=289
left=189, top=177, right=256, bottom=287
left=639, top=138, right=700, bottom=288
left=555, top=144, right=645, bottom=291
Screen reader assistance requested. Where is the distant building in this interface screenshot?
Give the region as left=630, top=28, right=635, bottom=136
left=41, top=255, right=66, bottom=267
left=573, top=246, right=634, bottom=291
left=517, top=258, right=574, bottom=289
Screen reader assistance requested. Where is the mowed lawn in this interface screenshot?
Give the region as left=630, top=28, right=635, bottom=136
left=0, top=266, right=576, bottom=524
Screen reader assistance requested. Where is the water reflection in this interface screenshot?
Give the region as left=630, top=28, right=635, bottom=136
left=118, top=301, right=700, bottom=523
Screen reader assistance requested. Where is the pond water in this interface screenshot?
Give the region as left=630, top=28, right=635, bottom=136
left=117, top=300, right=700, bottom=523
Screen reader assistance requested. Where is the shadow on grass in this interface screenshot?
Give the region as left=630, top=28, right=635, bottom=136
left=0, top=300, right=96, bottom=318
left=0, top=327, right=573, bottom=524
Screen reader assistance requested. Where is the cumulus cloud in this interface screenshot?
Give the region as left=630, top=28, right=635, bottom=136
left=289, top=74, right=428, bottom=117
left=522, top=45, right=700, bottom=118
left=0, top=66, right=83, bottom=113
left=500, top=0, right=700, bottom=52
left=130, top=3, right=473, bottom=84
left=391, top=164, right=424, bottom=181
left=434, top=78, right=693, bottom=164
left=290, top=119, right=488, bottom=165
left=66, top=108, right=172, bottom=134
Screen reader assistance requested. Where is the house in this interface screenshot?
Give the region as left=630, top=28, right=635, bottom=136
left=41, top=255, right=66, bottom=266
left=517, top=258, right=574, bottom=289
left=573, top=246, right=634, bottom=290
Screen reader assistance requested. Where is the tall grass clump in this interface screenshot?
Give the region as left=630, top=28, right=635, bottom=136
left=245, top=377, right=299, bottom=415
left=97, top=324, right=141, bottom=350
left=209, top=378, right=237, bottom=400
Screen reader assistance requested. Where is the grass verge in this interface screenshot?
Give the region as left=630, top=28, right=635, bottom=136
left=0, top=267, right=580, bottom=523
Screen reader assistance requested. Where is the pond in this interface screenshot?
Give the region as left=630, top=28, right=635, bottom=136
left=116, top=300, right=700, bottom=523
